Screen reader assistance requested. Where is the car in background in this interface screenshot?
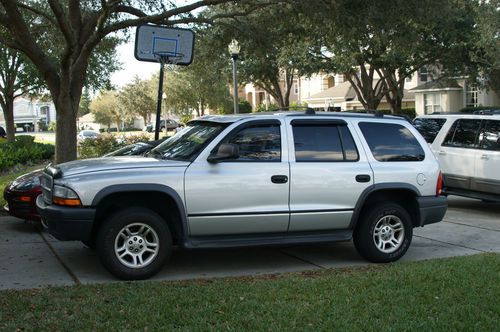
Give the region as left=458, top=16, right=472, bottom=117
left=0, top=126, right=6, bottom=138
left=77, top=130, right=99, bottom=141
left=3, top=140, right=165, bottom=221
left=414, top=113, right=500, bottom=202
left=144, top=119, right=181, bottom=133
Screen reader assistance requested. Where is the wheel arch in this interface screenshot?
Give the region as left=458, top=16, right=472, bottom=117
left=350, top=183, right=421, bottom=229
left=91, top=184, right=188, bottom=244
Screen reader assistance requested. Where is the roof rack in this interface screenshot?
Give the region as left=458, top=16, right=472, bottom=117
left=473, top=109, right=500, bottom=115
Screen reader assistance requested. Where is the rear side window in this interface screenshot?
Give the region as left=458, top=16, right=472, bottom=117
left=479, top=120, right=500, bottom=151
left=292, top=125, right=359, bottom=162
left=442, top=119, right=481, bottom=148
left=359, top=122, right=425, bottom=162
left=412, top=118, right=447, bottom=143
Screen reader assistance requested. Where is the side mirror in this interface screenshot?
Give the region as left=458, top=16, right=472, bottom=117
left=207, top=143, right=239, bottom=163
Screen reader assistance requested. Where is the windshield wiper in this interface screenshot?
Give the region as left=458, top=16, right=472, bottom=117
left=148, top=149, right=165, bottom=159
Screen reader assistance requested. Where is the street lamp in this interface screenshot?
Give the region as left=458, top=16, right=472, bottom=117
left=228, top=39, right=240, bottom=114
left=162, top=92, right=167, bottom=136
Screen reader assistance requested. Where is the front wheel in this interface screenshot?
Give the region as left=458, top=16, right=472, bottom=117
left=353, top=203, right=412, bottom=263
left=96, top=207, right=172, bottom=280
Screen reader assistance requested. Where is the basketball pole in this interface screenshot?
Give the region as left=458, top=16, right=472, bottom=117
left=154, top=56, right=166, bottom=140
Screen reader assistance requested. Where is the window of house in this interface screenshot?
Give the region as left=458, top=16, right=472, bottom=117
left=442, top=119, right=481, bottom=148
left=424, top=93, right=442, bottom=114
left=294, top=83, right=299, bottom=95
left=419, top=67, right=428, bottom=82
left=466, top=83, right=478, bottom=108
left=359, top=122, right=425, bottom=162
left=292, top=124, right=359, bottom=162
left=218, top=124, right=281, bottom=162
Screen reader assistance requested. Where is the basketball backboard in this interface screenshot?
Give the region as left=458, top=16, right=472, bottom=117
left=135, top=25, right=195, bottom=65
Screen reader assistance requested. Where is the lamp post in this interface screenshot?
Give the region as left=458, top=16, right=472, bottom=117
left=228, top=39, right=240, bottom=114
left=162, top=92, right=167, bottom=136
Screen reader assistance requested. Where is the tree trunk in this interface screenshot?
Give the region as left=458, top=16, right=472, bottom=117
left=1, top=96, right=16, bottom=141
left=53, top=94, right=78, bottom=164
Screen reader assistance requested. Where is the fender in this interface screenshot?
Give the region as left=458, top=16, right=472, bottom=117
left=92, top=184, right=188, bottom=239
left=349, top=183, right=421, bottom=228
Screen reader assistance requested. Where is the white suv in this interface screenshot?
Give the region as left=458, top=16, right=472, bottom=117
left=37, top=111, right=447, bottom=280
left=414, top=113, right=500, bottom=202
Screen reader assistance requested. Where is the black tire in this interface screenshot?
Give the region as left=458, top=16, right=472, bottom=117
left=353, top=203, right=412, bottom=263
left=96, top=207, right=172, bottom=280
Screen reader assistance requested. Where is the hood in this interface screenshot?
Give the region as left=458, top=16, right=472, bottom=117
left=54, top=156, right=189, bottom=177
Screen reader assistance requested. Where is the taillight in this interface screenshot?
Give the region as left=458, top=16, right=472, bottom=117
left=436, top=171, right=443, bottom=196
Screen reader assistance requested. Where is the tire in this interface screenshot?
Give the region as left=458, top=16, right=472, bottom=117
left=353, top=203, right=413, bottom=263
left=96, top=207, right=172, bottom=280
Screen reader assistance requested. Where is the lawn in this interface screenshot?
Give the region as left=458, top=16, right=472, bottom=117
left=0, top=162, right=48, bottom=210
left=0, top=254, right=498, bottom=331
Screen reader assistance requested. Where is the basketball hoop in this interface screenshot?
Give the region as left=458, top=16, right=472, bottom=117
left=153, top=52, right=185, bottom=71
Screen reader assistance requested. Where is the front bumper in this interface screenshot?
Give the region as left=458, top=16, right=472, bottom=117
left=36, top=195, right=95, bottom=241
left=416, top=195, right=448, bottom=226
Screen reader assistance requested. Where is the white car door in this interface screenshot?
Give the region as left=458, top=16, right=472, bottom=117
left=436, top=119, right=482, bottom=190
left=473, top=119, right=500, bottom=194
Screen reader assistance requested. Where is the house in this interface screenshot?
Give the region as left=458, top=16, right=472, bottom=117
left=411, top=78, right=500, bottom=116
left=0, top=96, right=56, bottom=131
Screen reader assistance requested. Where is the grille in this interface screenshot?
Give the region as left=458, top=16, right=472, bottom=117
left=40, top=173, right=53, bottom=204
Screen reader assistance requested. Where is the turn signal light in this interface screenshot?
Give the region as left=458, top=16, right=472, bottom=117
left=16, top=196, right=32, bottom=202
left=53, top=197, right=82, bottom=206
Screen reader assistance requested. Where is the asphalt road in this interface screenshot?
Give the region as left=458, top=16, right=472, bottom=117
left=1, top=196, right=499, bottom=290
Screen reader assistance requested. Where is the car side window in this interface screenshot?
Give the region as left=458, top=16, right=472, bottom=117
left=218, top=124, right=281, bottom=162
left=479, top=120, right=500, bottom=151
left=442, top=119, right=482, bottom=148
left=359, top=122, right=425, bottom=162
left=412, top=118, right=447, bottom=143
left=292, top=124, right=359, bottom=162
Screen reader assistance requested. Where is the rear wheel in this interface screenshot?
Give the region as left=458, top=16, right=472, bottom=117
left=96, top=207, right=172, bottom=280
left=353, top=203, right=412, bottom=263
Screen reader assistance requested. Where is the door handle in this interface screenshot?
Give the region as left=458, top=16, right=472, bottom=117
left=438, top=151, right=446, bottom=155
left=481, top=154, right=489, bottom=160
left=271, top=175, right=288, bottom=184
left=355, top=174, right=371, bottom=183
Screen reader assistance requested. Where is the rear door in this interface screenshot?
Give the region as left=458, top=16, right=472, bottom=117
left=287, top=119, right=373, bottom=232
left=437, top=119, right=482, bottom=190
left=473, top=119, right=500, bottom=194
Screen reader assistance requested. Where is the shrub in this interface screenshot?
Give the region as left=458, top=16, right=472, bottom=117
left=48, top=121, right=56, bottom=132
left=239, top=100, right=252, bottom=114
left=78, top=133, right=152, bottom=159
left=0, top=136, right=54, bottom=171
left=180, top=114, right=193, bottom=125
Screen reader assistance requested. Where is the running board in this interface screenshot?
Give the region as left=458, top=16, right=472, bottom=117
left=183, top=230, right=353, bottom=249
left=443, top=188, right=500, bottom=203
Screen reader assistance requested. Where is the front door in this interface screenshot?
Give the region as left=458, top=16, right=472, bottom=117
left=185, top=120, right=290, bottom=236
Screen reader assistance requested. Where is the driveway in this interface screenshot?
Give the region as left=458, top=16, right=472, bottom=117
left=1, top=196, right=499, bottom=290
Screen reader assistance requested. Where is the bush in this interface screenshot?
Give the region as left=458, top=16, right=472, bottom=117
left=78, top=133, right=152, bottom=159
left=48, top=122, right=56, bottom=132
left=0, top=136, right=54, bottom=171
left=459, top=106, right=500, bottom=114
left=180, top=114, right=193, bottom=125
left=238, top=100, right=252, bottom=114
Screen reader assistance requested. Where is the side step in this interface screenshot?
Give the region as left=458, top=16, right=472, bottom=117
left=443, top=187, right=500, bottom=203
left=183, top=230, right=353, bottom=249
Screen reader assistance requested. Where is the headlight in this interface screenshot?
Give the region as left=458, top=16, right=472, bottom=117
left=53, top=185, right=82, bottom=206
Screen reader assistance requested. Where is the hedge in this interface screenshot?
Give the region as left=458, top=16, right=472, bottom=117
left=0, top=136, right=54, bottom=172
left=78, top=133, right=151, bottom=159
left=459, top=106, right=500, bottom=114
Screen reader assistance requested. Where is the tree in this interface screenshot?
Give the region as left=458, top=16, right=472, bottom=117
left=0, top=0, right=272, bottom=163
left=0, top=46, right=43, bottom=141
left=297, top=0, right=476, bottom=113
left=204, top=3, right=312, bottom=109
left=90, top=90, right=123, bottom=130
left=119, top=76, right=156, bottom=126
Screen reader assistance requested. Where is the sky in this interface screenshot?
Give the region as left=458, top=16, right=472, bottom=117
left=110, top=42, right=159, bottom=88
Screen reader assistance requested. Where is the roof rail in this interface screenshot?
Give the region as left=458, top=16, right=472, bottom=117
left=473, top=109, right=500, bottom=115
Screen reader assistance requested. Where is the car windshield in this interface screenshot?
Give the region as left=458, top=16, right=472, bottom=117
left=104, top=143, right=150, bottom=157
left=83, top=131, right=97, bottom=137
left=151, top=121, right=228, bottom=161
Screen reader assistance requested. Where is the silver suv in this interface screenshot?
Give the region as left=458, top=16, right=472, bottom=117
left=37, top=111, right=447, bottom=280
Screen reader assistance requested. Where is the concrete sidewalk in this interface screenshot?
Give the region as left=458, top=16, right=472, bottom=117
left=1, top=196, right=499, bottom=290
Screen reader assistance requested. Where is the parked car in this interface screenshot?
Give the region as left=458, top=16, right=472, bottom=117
left=36, top=110, right=447, bottom=280
left=0, top=126, right=6, bottom=138
left=414, top=113, right=500, bottom=202
left=144, top=119, right=181, bottom=133
left=3, top=140, right=164, bottom=221
left=77, top=130, right=99, bottom=141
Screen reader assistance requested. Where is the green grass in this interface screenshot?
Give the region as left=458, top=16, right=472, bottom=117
left=0, top=162, right=48, bottom=209
left=0, top=254, right=498, bottom=331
